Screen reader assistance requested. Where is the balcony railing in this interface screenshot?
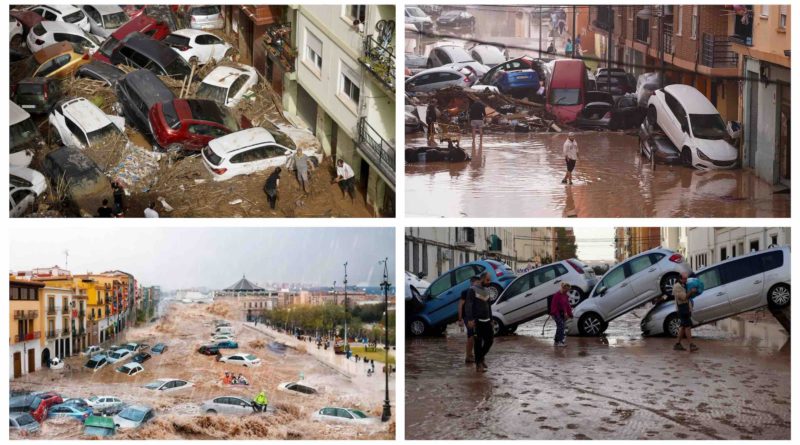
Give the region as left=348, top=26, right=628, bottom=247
left=662, top=22, right=674, bottom=53
left=360, top=34, right=395, bottom=92
left=14, top=331, right=40, bottom=343
left=263, top=23, right=296, bottom=73
left=62, top=328, right=70, bottom=336
left=47, top=306, right=56, bottom=315
left=357, top=117, right=396, bottom=187
left=46, top=330, right=57, bottom=339
left=702, top=34, right=739, bottom=68
left=79, top=326, right=86, bottom=335
left=13, top=310, right=38, bottom=320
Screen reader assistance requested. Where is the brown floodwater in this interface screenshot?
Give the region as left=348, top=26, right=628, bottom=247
left=405, top=310, right=789, bottom=440
left=405, top=132, right=790, bottom=218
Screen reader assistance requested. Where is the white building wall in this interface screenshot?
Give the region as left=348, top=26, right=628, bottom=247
left=686, top=227, right=790, bottom=270
left=10, top=341, right=41, bottom=381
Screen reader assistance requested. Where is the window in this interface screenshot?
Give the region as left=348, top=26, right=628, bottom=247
left=341, top=71, right=360, bottom=105
left=346, top=5, right=366, bottom=24
left=454, top=266, right=476, bottom=284
left=499, top=274, right=533, bottom=302
left=722, top=257, right=759, bottom=284
left=228, top=75, right=248, bottom=97
left=770, top=234, right=778, bottom=247
left=428, top=274, right=452, bottom=297
left=696, top=267, right=722, bottom=290
left=720, top=247, right=727, bottom=261
left=691, top=6, right=698, bottom=40
left=628, top=255, right=654, bottom=275
left=531, top=266, right=557, bottom=286
left=196, top=34, right=221, bottom=45
left=305, top=30, right=323, bottom=72
left=779, top=6, right=787, bottom=29
left=598, top=266, right=627, bottom=292
left=761, top=5, right=770, bottom=18
left=760, top=251, right=784, bottom=271
left=749, top=240, right=759, bottom=253
left=634, top=17, right=650, bottom=43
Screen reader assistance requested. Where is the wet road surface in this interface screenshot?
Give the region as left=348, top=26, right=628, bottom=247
left=405, top=310, right=789, bottom=439
left=405, top=132, right=790, bottom=218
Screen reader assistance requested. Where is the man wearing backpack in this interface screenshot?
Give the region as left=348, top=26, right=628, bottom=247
left=457, top=287, right=475, bottom=364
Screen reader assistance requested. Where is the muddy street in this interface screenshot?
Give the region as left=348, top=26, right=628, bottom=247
left=405, top=131, right=790, bottom=217
left=11, top=302, right=394, bottom=440
left=405, top=310, right=790, bottom=440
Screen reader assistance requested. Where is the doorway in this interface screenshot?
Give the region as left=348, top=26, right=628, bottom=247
left=778, top=83, right=790, bottom=186
left=14, top=352, right=22, bottom=378
left=28, top=349, right=36, bottom=373
left=42, top=348, right=51, bottom=368
left=746, top=74, right=758, bottom=169
left=359, top=159, right=370, bottom=198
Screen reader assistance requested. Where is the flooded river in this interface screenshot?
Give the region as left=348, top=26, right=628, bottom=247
left=406, top=310, right=789, bottom=440
left=405, top=132, right=790, bottom=218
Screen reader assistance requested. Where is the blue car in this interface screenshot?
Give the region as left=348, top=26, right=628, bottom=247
left=151, top=343, right=167, bottom=354
left=216, top=340, right=239, bottom=349
left=492, top=69, right=541, bottom=100
left=407, top=259, right=516, bottom=336
left=47, top=403, right=93, bottom=422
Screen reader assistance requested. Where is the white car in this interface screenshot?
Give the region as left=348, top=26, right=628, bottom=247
left=86, top=395, right=123, bottom=414
left=10, top=18, right=23, bottom=46
left=106, top=349, right=132, bottom=364
left=470, top=44, right=506, bottom=68
left=143, top=378, right=193, bottom=393
left=312, top=407, right=378, bottom=425
left=202, top=127, right=295, bottom=182
left=568, top=248, right=693, bottom=336
left=491, top=259, right=597, bottom=336
left=211, top=335, right=236, bottom=343
left=277, top=382, right=318, bottom=395
left=10, top=166, right=47, bottom=217
left=641, top=246, right=791, bottom=337
left=406, top=66, right=474, bottom=93
left=27, top=21, right=100, bottom=54
left=406, top=272, right=430, bottom=295
left=405, top=6, right=433, bottom=32
left=49, top=98, right=126, bottom=150
left=116, top=362, right=144, bottom=376
left=647, top=84, right=738, bottom=169
left=83, top=355, right=108, bottom=372
left=219, top=353, right=261, bottom=367
left=80, top=5, right=128, bottom=39
left=196, top=64, right=258, bottom=107
left=10, top=101, right=41, bottom=168
left=26, top=5, right=90, bottom=32
left=200, top=396, right=255, bottom=416
left=81, top=345, right=104, bottom=356
left=113, top=405, right=155, bottom=430
left=163, top=29, right=232, bottom=65
left=187, top=6, right=224, bottom=30
left=426, top=45, right=489, bottom=77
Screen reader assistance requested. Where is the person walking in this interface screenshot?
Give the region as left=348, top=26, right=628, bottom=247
left=334, top=159, right=356, bottom=203
left=426, top=99, right=439, bottom=146
left=565, top=38, right=573, bottom=57
left=469, top=99, right=487, bottom=150
left=252, top=390, right=268, bottom=412
left=97, top=199, right=113, bottom=217
left=263, top=167, right=281, bottom=211
left=562, top=132, right=578, bottom=184
left=111, top=180, right=124, bottom=216
left=550, top=282, right=574, bottom=347
left=457, top=288, right=475, bottom=363
left=673, top=273, right=699, bottom=352
left=293, top=149, right=313, bottom=194
left=144, top=201, right=159, bottom=218
left=463, top=273, right=493, bottom=372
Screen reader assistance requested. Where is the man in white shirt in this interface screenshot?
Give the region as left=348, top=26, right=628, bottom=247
left=562, top=132, right=578, bottom=185
left=144, top=202, right=159, bottom=218
left=335, top=159, right=356, bottom=203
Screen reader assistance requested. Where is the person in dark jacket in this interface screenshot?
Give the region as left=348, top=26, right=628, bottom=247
left=550, top=282, right=574, bottom=347
left=426, top=99, right=439, bottom=146
left=469, top=99, right=487, bottom=150
left=111, top=180, right=124, bottom=216
left=463, top=273, right=493, bottom=372
left=263, top=167, right=281, bottom=210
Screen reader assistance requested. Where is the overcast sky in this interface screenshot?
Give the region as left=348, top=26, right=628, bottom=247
left=574, top=227, right=616, bottom=261
left=11, top=227, right=395, bottom=290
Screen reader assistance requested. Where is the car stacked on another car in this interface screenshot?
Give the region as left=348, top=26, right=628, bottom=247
left=196, top=64, right=258, bottom=107
left=202, top=127, right=297, bottom=181
left=10, top=395, right=49, bottom=423
left=80, top=5, right=129, bottom=38
left=26, top=5, right=90, bottom=32
left=26, top=21, right=100, bottom=54
left=163, top=29, right=232, bottom=65
left=115, top=68, right=176, bottom=139
left=149, top=98, right=248, bottom=153
left=49, top=97, right=126, bottom=150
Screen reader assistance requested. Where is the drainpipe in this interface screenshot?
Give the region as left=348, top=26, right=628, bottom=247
left=692, top=7, right=701, bottom=87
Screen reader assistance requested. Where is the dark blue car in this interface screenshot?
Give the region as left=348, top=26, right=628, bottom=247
left=47, top=403, right=93, bottom=422
left=151, top=343, right=167, bottom=354
left=493, top=69, right=541, bottom=100
left=216, top=340, right=239, bottom=349
left=407, top=259, right=516, bottom=336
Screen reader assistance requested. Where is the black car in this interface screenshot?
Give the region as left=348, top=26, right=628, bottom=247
left=75, top=60, right=126, bottom=86
left=574, top=92, right=644, bottom=130
left=435, top=10, right=475, bottom=31
left=131, top=352, right=152, bottom=363
left=197, top=345, right=220, bottom=355
left=109, top=35, right=191, bottom=80
left=638, top=123, right=681, bottom=166
left=42, top=146, right=112, bottom=216
left=115, top=69, right=175, bottom=138
left=12, top=77, right=64, bottom=114
left=596, top=71, right=636, bottom=97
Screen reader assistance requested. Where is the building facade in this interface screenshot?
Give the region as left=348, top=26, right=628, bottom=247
left=214, top=275, right=279, bottom=320
left=10, top=279, right=44, bottom=380
left=42, top=285, right=74, bottom=362
left=685, top=227, right=790, bottom=270
left=614, top=227, right=661, bottom=261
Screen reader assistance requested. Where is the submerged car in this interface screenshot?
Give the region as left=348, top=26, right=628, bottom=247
left=116, top=362, right=144, bottom=376
left=131, top=352, right=151, bottom=363
left=144, top=378, right=193, bottom=393
left=568, top=248, right=692, bottom=336
left=638, top=123, right=681, bottom=166
left=86, top=396, right=124, bottom=415
left=219, top=353, right=261, bottom=367
left=277, top=381, right=317, bottom=395
left=41, top=146, right=113, bottom=217
left=47, top=403, right=93, bottom=422
left=407, top=259, right=516, bottom=336
left=312, top=407, right=378, bottom=425
left=200, top=396, right=254, bottom=415
left=574, top=92, right=644, bottom=130
left=105, top=349, right=132, bottom=364
left=151, top=343, right=168, bottom=354
left=491, top=259, right=597, bottom=335
left=83, top=415, right=116, bottom=437
left=113, top=405, right=155, bottom=429
left=10, top=412, right=40, bottom=434
left=641, top=246, right=791, bottom=337
left=83, top=354, right=108, bottom=372
left=9, top=395, right=48, bottom=423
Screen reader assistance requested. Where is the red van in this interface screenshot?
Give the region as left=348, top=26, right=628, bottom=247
left=92, top=14, right=170, bottom=63
left=546, top=59, right=590, bottom=124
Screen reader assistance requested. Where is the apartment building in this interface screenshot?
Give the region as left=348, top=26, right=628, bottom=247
left=10, top=279, right=44, bottom=379
left=685, top=227, right=790, bottom=270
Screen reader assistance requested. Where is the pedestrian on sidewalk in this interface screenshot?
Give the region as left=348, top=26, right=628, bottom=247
left=263, top=167, right=281, bottom=211
left=562, top=132, right=578, bottom=185
left=293, top=149, right=313, bottom=194
left=551, top=282, right=574, bottom=347
left=334, top=159, right=356, bottom=203
left=469, top=99, right=487, bottom=150
left=457, top=288, right=476, bottom=364
left=426, top=99, right=439, bottom=146
left=565, top=38, right=573, bottom=57
left=463, top=273, right=493, bottom=373
left=673, top=273, right=699, bottom=352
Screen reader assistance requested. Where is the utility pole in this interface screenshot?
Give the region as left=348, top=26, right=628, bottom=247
left=571, top=5, right=576, bottom=58
left=538, top=5, right=542, bottom=57
left=659, top=5, right=665, bottom=88
left=380, top=258, right=392, bottom=422
left=343, top=262, right=348, bottom=352
left=607, top=6, right=613, bottom=92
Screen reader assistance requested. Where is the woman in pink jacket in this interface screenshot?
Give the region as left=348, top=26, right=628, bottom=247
left=550, top=282, right=574, bottom=347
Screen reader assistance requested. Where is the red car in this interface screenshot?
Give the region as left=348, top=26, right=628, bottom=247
left=149, top=99, right=250, bottom=152
left=93, top=14, right=171, bottom=63
left=546, top=59, right=591, bottom=124
left=10, top=395, right=49, bottom=423
left=33, top=391, right=64, bottom=410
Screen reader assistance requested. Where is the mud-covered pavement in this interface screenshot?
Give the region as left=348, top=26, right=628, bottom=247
left=405, top=132, right=790, bottom=218
left=405, top=310, right=789, bottom=440
left=11, top=302, right=394, bottom=439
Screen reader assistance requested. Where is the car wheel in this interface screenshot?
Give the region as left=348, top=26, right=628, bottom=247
left=578, top=313, right=604, bottom=336
left=206, top=409, right=217, bottom=414
left=408, top=317, right=428, bottom=337
left=660, top=273, right=680, bottom=298
left=664, top=313, right=681, bottom=338
left=491, top=317, right=505, bottom=336
left=767, top=284, right=790, bottom=308
left=647, top=106, right=657, bottom=128
left=567, top=287, right=585, bottom=308
left=506, top=324, right=518, bottom=334
left=486, top=283, right=503, bottom=303
left=680, top=147, right=693, bottom=167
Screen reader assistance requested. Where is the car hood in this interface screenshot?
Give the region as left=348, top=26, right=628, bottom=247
left=113, top=415, right=140, bottom=429
left=693, top=138, right=738, bottom=161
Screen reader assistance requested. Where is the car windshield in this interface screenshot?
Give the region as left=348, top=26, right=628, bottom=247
left=689, top=113, right=727, bottom=140
left=86, top=359, right=101, bottom=367
left=192, top=6, right=220, bottom=16
left=16, top=83, right=44, bottom=95
left=15, top=414, right=36, bottom=425
left=63, top=11, right=84, bottom=24
left=98, top=36, right=119, bottom=58
left=87, top=122, right=124, bottom=145
left=144, top=381, right=163, bottom=390
left=88, top=396, right=99, bottom=402
left=550, top=88, right=580, bottom=106
left=164, top=34, right=191, bottom=48
left=10, top=118, right=39, bottom=150
left=82, top=30, right=101, bottom=47
left=119, top=407, right=146, bottom=422
left=164, top=56, right=191, bottom=78
left=350, top=409, right=368, bottom=418
left=84, top=426, right=114, bottom=437
left=103, top=12, right=128, bottom=28
left=116, top=366, right=129, bottom=372
left=245, top=354, right=257, bottom=361
left=196, top=82, right=228, bottom=104
left=449, top=48, right=474, bottom=63
left=202, top=146, right=222, bottom=166
left=407, top=7, right=426, bottom=17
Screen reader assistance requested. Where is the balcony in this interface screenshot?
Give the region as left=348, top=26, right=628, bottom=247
left=729, top=6, right=754, bottom=46
left=46, top=330, right=57, bottom=339
left=263, top=23, right=295, bottom=73
left=701, top=34, right=739, bottom=68
left=13, top=310, right=38, bottom=320
left=47, top=306, right=56, bottom=316
left=356, top=117, right=396, bottom=188
left=662, top=22, right=674, bottom=54
left=359, top=34, right=395, bottom=93
left=13, top=331, right=40, bottom=343
left=592, top=6, right=614, bottom=32
left=62, top=328, right=70, bottom=336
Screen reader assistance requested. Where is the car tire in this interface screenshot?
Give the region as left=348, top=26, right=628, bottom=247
left=506, top=324, right=518, bottom=334
left=206, top=409, right=217, bottom=414
left=486, top=283, right=503, bottom=303
left=578, top=313, right=605, bottom=336
left=660, top=273, right=680, bottom=298
left=408, top=317, right=428, bottom=337
left=663, top=313, right=681, bottom=338
left=647, top=106, right=657, bottom=128
left=767, top=283, right=790, bottom=309
left=567, top=286, right=586, bottom=308
left=491, top=317, right=505, bottom=336
left=680, top=147, right=693, bottom=167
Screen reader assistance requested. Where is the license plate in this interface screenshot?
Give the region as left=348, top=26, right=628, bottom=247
left=21, top=105, right=35, bottom=109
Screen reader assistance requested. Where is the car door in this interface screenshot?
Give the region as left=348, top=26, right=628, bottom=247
left=531, top=264, right=568, bottom=311
left=408, top=73, right=432, bottom=92
left=721, top=255, right=765, bottom=313
left=619, top=254, right=660, bottom=313
left=493, top=271, right=534, bottom=325
left=594, top=263, right=634, bottom=320
left=689, top=265, right=729, bottom=324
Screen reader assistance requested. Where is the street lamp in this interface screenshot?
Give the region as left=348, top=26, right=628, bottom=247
left=379, top=258, right=391, bottom=422
left=343, top=262, right=349, bottom=352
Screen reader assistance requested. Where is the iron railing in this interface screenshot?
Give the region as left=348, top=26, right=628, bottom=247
left=702, top=34, right=739, bottom=68
left=13, top=310, right=38, bottom=320
left=357, top=117, right=396, bottom=186
left=47, top=306, right=56, bottom=315
left=46, top=330, right=57, bottom=339
left=13, top=331, right=40, bottom=343
left=360, top=34, right=395, bottom=92
left=62, top=328, right=70, bottom=336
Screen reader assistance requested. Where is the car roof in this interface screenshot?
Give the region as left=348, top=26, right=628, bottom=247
left=121, top=362, right=141, bottom=368
left=32, top=4, right=82, bottom=14
left=86, top=5, right=123, bottom=14
left=699, top=245, right=788, bottom=270
left=201, top=65, right=256, bottom=87
left=208, top=127, right=276, bottom=155
left=89, top=354, right=105, bottom=360
left=171, top=28, right=210, bottom=38
left=550, top=59, right=586, bottom=86
left=124, top=36, right=180, bottom=63
left=110, top=14, right=157, bottom=40
left=38, top=20, right=83, bottom=34
left=122, top=404, right=151, bottom=412
left=662, top=84, right=719, bottom=114
left=85, top=416, right=115, bottom=428
left=60, top=98, right=111, bottom=132
left=119, top=69, right=175, bottom=106
left=34, top=41, right=76, bottom=63
left=10, top=100, right=31, bottom=125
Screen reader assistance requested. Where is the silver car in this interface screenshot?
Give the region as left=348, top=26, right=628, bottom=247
left=187, top=6, right=224, bottom=30
left=406, top=66, right=474, bottom=93
left=10, top=413, right=40, bottom=434
left=491, top=259, right=597, bottom=335
left=426, top=45, right=488, bottom=77
left=568, top=248, right=692, bottom=336
left=80, top=5, right=128, bottom=39
left=641, top=246, right=791, bottom=337
left=114, top=405, right=155, bottom=430
left=200, top=396, right=254, bottom=415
